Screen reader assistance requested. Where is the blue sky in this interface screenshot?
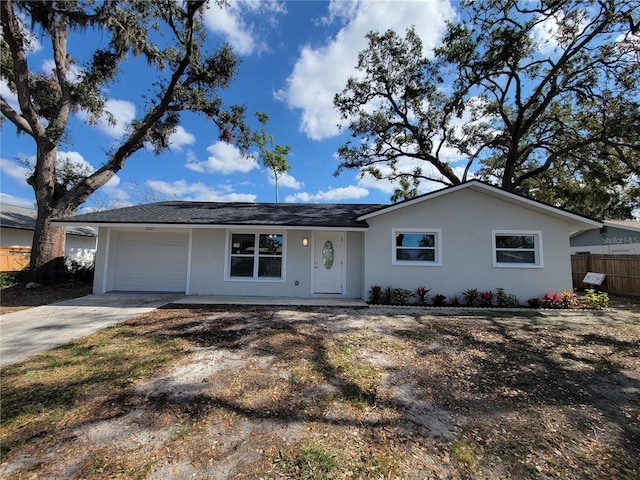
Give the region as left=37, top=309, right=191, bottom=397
left=2, top=0, right=459, bottom=210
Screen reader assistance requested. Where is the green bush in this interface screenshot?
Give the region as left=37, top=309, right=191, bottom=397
left=583, top=289, right=609, bottom=309
left=432, top=294, right=447, bottom=306
left=368, top=285, right=382, bottom=304
left=392, top=288, right=412, bottom=305
left=0, top=272, right=18, bottom=288
left=462, top=288, right=479, bottom=307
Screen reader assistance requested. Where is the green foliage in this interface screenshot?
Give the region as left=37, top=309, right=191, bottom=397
left=252, top=112, right=292, bottom=203
left=462, top=288, right=479, bottom=307
left=1, top=1, right=250, bottom=283
left=583, top=290, right=610, bottom=310
left=392, top=288, right=412, bottom=305
left=432, top=294, right=447, bottom=306
left=0, top=272, right=18, bottom=288
left=391, top=176, right=419, bottom=203
left=382, top=286, right=393, bottom=305
left=334, top=1, right=640, bottom=217
left=496, top=288, right=519, bottom=308
left=368, top=285, right=382, bottom=304
left=276, top=439, right=337, bottom=479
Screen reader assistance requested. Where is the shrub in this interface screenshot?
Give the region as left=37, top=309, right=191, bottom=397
left=65, top=260, right=95, bottom=283
left=392, top=288, right=413, bottom=305
left=496, top=288, right=519, bottom=308
left=382, top=286, right=393, bottom=305
left=432, top=294, right=447, bottom=306
left=480, top=291, right=494, bottom=306
left=462, top=288, right=479, bottom=307
left=561, top=291, right=578, bottom=309
left=368, top=285, right=382, bottom=304
left=542, top=292, right=562, bottom=308
left=449, top=295, right=461, bottom=307
left=415, top=286, right=431, bottom=304
left=583, top=289, right=609, bottom=309
left=0, top=272, right=18, bottom=288
left=528, top=297, right=543, bottom=308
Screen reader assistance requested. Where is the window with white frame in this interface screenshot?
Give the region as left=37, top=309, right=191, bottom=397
left=392, top=229, right=442, bottom=266
left=492, top=230, right=543, bottom=267
left=229, top=232, right=284, bottom=279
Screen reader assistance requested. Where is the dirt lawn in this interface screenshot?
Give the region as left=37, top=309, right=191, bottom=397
left=1, top=304, right=639, bottom=479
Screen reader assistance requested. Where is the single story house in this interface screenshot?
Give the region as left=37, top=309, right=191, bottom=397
left=570, top=220, right=640, bottom=255
left=54, top=180, right=601, bottom=302
left=0, top=204, right=97, bottom=271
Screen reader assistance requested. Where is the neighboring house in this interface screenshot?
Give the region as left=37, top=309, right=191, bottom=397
left=54, top=180, right=601, bottom=301
left=570, top=220, right=640, bottom=255
left=0, top=204, right=97, bottom=271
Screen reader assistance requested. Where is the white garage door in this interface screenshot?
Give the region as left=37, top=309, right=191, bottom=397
left=112, top=231, right=189, bottom=292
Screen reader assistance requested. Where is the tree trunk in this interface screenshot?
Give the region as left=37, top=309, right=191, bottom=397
left=29, top=145, right=67, bottom=285
left=29, top=206, right=66, bottom=284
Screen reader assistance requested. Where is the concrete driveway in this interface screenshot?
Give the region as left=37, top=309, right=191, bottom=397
left=0, top=293, right=181, bottom=368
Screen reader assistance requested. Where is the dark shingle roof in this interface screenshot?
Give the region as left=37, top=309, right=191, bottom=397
left=54, top=202, right=384, bottom=229
left=1, top=204, right=96, bottom=236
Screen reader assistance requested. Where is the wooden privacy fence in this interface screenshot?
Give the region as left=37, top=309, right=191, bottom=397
left=0, top=246, right=31, bottom=272
left=571, top=254, right=640, bottom=298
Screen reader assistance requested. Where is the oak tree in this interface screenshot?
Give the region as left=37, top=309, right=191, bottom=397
left=1, top=0, right=250, bottom=283
left=334, top=0, right=640, bottom=217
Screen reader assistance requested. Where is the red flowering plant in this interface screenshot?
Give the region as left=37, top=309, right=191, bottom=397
left=480, top=291, right=494, bottom=306
left=542, top=292, right=562, bottom=308
left=415, top=286, right=431, bottom=304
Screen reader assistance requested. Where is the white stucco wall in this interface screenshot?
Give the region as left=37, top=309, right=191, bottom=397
left=95, top=226, right=364, bottom=297
left=362, top=189, right=574, bottom=302
left=189, top=228, right=315, bottom=297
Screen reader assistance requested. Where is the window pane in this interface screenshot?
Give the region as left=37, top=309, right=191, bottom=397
left=496, top=250, right=535, bottom=263
left=230, top=257, right=254, bottom=276
left=396, top=233, right=435, bottom=248
left=496, top=235, right=535, bottom=249
left=232, top=234, right=255, bottom=254
left=397, top=248, right=435, bottom=262
left=259, top=234, right=283, bottom=255
left=258, top=257, right=282, bottom=277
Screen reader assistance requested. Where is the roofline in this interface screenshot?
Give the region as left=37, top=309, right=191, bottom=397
left=357, top=180, right=603, bottom=228
left=603, top=220, right=640, bottom=233
left=52, top=221, right=369, bottom=232
left=1, top=224, right=96, bottom=236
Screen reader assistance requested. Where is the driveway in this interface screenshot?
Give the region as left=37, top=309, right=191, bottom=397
left=0, top=293, right=181, bottom=368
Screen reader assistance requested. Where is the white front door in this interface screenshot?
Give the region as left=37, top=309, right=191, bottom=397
left=314, top=232, right=344, bottom=294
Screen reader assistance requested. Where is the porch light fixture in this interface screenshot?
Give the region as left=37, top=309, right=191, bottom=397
left=302, top=237, right=309, bottom=247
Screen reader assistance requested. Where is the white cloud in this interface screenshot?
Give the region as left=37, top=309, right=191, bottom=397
left=204, top=0, right=287, bottom=55
left=0, top=193, right=33, bottom=208
left=277, top=0, right=455, bottom=140
left=533, top=13, right=562, bottom=54
left=0, top=158, right=29, bottom=182
left=76, top=98, right=136, bottom=138
left=355, top=156, right=468, bottom=196
left=1, top=80, right=20, bottom=112
left=285, top=185, right=369, bottom=203
left=41, top=59, right=83, bottom=84
left=168, top=126, right=196, bottom=151
left=146, top=179, right=256, bottom=202
left=186, top=141, right=258, bottom=174
left=268, top=170, right=302, bottom=190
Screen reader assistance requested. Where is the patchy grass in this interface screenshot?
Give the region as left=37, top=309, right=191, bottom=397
left=1, top=305, right=639, bottom=479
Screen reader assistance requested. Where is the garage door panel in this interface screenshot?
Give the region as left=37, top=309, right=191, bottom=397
left=112, top=232, right=189, bottom=292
